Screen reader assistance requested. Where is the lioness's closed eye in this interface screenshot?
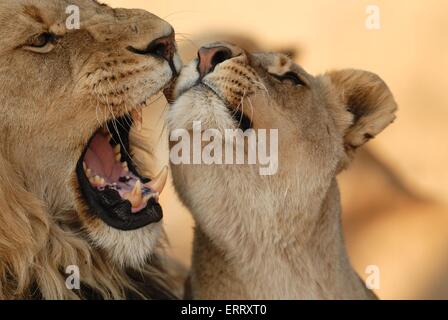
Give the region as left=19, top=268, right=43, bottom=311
left=167, top=42, right=397, bottom=299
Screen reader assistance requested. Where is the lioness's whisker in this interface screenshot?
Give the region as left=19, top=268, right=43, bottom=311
left=252, top=79, right=271, bottom=99
left=247, top=96, right=255, bottom=125
left=238, top=90, right=247, bottom=129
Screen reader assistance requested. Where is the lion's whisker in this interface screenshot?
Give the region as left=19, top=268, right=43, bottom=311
left=107, top=79, right=133, bottom=128
left=174, top=34, right=199, bottom=50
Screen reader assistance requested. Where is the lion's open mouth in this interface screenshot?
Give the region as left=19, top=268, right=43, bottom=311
left=76, top=115, right=166, bottom=231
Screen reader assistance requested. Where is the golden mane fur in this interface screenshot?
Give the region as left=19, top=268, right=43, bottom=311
left=0, top=0, right=181, bottom=299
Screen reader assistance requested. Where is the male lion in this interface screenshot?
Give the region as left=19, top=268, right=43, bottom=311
left=0, top=0, right=182, bottom=299
left=168, top=43, right=397, bottom=299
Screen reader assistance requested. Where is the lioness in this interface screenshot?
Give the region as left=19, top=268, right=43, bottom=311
left=0, top=0, right=182, bottom=299
left=168, top=43, right=397, bottom=299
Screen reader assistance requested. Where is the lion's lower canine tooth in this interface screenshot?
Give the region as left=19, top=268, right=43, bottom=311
left=146, top=166, right=168, bottom=194
left=132, top=180, right=142, bottom=197
left=123, top=182, right=143, bottom=208
left=128, top=196, right=141, bottom=208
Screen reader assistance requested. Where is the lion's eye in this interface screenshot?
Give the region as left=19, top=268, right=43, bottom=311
left=23, top=32, right=59, bottom=53
left=271, top=71, right=306, bottom=86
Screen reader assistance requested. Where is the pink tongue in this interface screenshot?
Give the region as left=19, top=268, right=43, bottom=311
left=84, top=133, right=115, bottom=178
left=83, top=131, right=155, bottom=213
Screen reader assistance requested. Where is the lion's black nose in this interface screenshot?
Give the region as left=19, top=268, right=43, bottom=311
left=198, top=45, right=233, bottom=78
left=146, top=32, right=176, bottom=62
left=128, top=32, right=175, bottom=61
left=128, top=31, right=177, bottom=73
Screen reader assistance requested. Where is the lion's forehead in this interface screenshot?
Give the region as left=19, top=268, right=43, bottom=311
left=1, top=0, right=171, bottom=40
left=1, top=0, right=107, bottom=21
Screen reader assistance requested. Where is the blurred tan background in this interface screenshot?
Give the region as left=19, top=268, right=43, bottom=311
left=109, top=0, right=448, bottom=299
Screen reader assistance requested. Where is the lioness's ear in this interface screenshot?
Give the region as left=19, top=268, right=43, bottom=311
left=326, top=69, right=398, bottom=155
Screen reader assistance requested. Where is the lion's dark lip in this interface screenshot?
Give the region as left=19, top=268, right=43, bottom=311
left=75, top=115, right=163, bottom=231
left=163, top=76, right=178, bottom=104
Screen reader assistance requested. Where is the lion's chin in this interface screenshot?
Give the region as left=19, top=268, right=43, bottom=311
left=87, top=219, right=163, bottom=268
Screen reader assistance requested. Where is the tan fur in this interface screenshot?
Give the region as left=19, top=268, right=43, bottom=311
left=168, top=43, right=397, bottom=299
left=0, top=0, right=182, bottom=299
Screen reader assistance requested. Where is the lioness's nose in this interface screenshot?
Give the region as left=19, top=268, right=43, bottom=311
left=198, top=46, right=233, bottom=78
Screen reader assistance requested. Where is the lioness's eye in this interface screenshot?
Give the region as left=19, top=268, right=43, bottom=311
left=24, top=32, right=59, bottom=53
left=271, top=71, right=306, bottom=86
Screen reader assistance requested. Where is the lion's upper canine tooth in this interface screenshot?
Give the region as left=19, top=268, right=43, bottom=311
left=145, top=166, right=168, bottom=194
left=114, top=144, right=121, bottom=154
